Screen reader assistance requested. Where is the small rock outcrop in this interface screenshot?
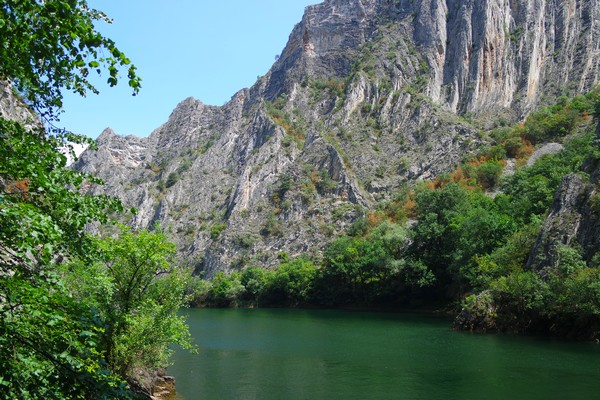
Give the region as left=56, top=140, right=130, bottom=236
left=527, top=164, right=600, bottom=273
left=151, top=375, right=176, bottom=400
left=0, top=81, right=39, bottom=128
left=129, top=368, right=177, bottom=400
left=453, top=291, right=499, bottom=333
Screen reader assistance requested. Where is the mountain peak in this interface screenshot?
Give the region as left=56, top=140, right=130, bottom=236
left=96, top=127, right=118, bottom=143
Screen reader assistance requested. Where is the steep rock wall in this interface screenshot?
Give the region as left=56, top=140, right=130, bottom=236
left=77, top=0, right=600, bottom=275
left=269, top=0, right=600, bottom=114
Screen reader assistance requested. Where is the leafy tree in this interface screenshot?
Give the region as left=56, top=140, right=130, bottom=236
left=260, top=258, right=317, bottom=306
left=0, top=120, right=128, bottom=398
left=555, top=267, right=600, bottom=318
left=0, top=1, right=165, bottom=398
left=488, top=271, right=549, bottom=331
left=320, top=236, right=388, bottom=304
left=199, top=258, right=319, bottom=307
left=0, top=120, right=122, bottom=265
left=410, top=183, right=471, bottom=294
left=462, top=221, right=541, bottom=290
left=449, top=202, right=517, bottom=290
left=63, top=226, right=194, bottom=380
left=523, top=106, right=580, bottom=144
left=314, top=220, right=436, bottom=306
left=0, top=0, right=141, bottom=120
left=208, top=272, right=245, bottom=307
left=475, top=159, right=503, bottom=189
left=240, top=267, right=269, bottom=302
left=370, top=222, right=434, bottom=289
left=0, top=270, right=130, bottom=399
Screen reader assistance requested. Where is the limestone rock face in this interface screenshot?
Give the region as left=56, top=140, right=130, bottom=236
left=419, top=0, right=600, bottom=116
left=76, top=0, right=600, bottom=275
left=0, top=81, right=38, bottom=127
left=272, top=0, right=600, bottom=116
left=527, top=168, right=600, bottom=273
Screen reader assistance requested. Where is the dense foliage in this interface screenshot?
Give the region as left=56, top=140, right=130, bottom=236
left=0, top=0, right=141, bottom=120
left=63, top=226, right=193, bottom=380
left=0, top=122, right=128, bottom=399
left=0, top=1, right=190, bottom=399
left=193, top=91, right=600, bottom=339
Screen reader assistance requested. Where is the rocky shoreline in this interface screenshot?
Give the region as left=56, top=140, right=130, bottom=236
left=150, top=374, right=177, bottom=400
left=131, top=368, right=177, bottom=400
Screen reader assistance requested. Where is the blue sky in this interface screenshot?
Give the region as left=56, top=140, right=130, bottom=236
left=59, top=0, right=318, bottom=138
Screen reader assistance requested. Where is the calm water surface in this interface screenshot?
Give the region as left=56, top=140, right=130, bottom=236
left=168, top=308, right=600, bottom=400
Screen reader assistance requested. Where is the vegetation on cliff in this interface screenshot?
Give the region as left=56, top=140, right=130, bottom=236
left=0, top=1, right=191, bottom=398
left=190, top=91, right=600, bottom=340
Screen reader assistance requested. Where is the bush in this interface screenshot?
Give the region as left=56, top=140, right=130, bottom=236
left=489, top=271, right=549, bottom=329
left=476, top=159, right=503, bottom=189
left=63, top=226, right=194, bottom=379
left=240, top=267, right=269, bottom=302
left=234, top=233, right=256, bottom=248
left=523, top=105, right=581, bottom=144
left=261, top=212, right=282, bottom=236
left=165, top=171, right=180, bottom=188
left=210, top=223, right=227, bottom=239
left=187, top=278, right=213, bottom=306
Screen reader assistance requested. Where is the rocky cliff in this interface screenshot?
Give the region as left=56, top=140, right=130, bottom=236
left=527, top=160, right=600, bottom=274
left=0, top=81, right=38, bottom=127
left=76, top=0, right=600, bottom=276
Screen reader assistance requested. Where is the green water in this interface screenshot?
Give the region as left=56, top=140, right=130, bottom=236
left=168, top=308, right=600, bottom=400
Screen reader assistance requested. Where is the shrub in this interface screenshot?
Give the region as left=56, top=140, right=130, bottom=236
left=523, top=106, right=580, bottom=144
left=240, top=267, right=269, bottom=302
left=234, top=233, right=256, bottom=248
left=261, top=212, right=282, bottom=237
left=476, top=159, right=503, bottom=189
left=210, top=223, right=227, bottom=239
left=165, top=171, right=180, bottom=188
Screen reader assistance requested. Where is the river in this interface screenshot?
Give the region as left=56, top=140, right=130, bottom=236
left=168, top=308, right=600, bottom=400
